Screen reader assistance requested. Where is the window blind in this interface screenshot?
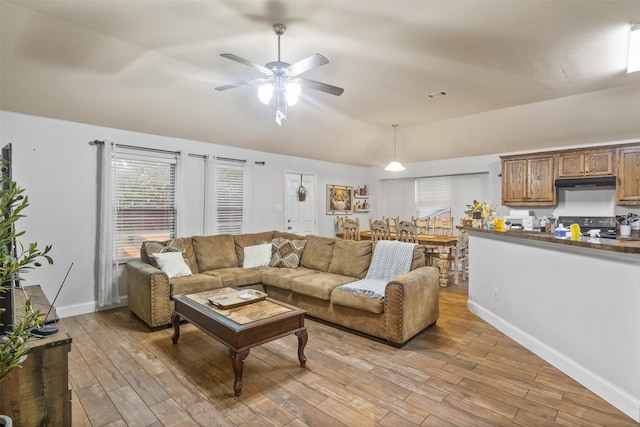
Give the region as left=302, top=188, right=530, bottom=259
left=214, top=161, right=245, bottom=234
left=113, top=153, right=177, bottom=261
left=415, top=176, right=452, bottom=218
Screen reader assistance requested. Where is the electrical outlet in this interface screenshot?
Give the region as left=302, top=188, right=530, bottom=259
left=493, top=287, right=500, bottom=300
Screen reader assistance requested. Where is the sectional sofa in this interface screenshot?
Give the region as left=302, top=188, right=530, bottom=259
left=126, top=230, right=440, bottom=345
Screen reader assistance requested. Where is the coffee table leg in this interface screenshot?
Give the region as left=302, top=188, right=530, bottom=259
left=229, top=349, right=250, bottom=396
left=295, top=328, right=308, bottom=367
left=171, top=312, right=181, bottom=344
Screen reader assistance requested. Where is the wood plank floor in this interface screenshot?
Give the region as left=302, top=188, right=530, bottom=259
left=67, top=279, right=639, bottom=426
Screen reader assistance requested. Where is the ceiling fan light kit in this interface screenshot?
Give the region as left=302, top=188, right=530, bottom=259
left=385, top=124, right=405, bottom=172
left=216, top=23, right=344, bottom=125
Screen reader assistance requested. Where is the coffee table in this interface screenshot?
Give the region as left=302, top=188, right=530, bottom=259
left=171, top=288, right=307, bottom=396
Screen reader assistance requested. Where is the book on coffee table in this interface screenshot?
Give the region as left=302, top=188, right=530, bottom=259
left=208, top=289, right=267, bottom=309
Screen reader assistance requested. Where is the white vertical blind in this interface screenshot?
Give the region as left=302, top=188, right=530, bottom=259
left=415, top=176, right=452, bottom=218
left=112, top=150, right=177, bottom=261
left=214, top=160, right=245, bottom=235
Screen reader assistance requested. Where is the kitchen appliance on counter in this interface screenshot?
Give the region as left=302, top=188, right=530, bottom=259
left=557, top=216, right=617, bottom=239
left=504, top=210, right=536, bottom=231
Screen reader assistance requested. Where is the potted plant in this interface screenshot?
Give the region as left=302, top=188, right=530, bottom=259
left=0, top=161, right=53, bottom=426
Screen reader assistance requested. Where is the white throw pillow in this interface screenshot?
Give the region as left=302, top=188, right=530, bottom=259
left=242, top=243, right=272, bottom=268
left=152, top=252, right=192, bottom=279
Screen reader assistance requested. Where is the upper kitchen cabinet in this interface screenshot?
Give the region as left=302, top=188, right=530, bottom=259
left=557, top=149, right=614, bottom=178
left=501, top=154, right=556, bottom=206
left=616, top=146, right=640, bottom=205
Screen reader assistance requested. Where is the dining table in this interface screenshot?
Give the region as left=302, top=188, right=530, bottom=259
left=357, top=231, right=459, bottom=287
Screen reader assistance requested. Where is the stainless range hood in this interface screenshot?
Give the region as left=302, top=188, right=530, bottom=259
left=554, top=176, right=616, bottom=188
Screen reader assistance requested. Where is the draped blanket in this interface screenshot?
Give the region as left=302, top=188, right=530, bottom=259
left=337, top=240, right=415, bottom=299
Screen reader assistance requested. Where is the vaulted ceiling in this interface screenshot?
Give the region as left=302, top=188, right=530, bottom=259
left=2, top=0, right=640, bottom=166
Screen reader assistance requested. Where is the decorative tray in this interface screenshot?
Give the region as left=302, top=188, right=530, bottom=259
left=208, top=289, right=267, bottom=309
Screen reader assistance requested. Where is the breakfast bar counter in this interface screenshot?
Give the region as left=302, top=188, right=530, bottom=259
left=464, top=227, right=640, bottom=422
left=461, top=226, right=640, bottom=254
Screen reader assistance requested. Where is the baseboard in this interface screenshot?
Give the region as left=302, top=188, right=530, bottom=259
left=56, top=296, right=128, bottom=319
left=467, top=300, right=640, bottom=423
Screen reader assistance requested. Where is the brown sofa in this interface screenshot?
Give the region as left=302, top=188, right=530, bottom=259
left=126, top=230, right=440, bottom=345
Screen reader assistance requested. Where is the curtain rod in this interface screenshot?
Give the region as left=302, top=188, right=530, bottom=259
left=89, top=141, right=246, bottom=163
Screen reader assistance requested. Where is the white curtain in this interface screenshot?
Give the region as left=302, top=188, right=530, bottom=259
left=175, top=150, right=187, bottom=237
left=97, top=141, right=121, bottom=307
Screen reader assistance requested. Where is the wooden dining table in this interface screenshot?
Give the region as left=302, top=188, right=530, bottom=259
left=357, top=231, right=459, bottom=287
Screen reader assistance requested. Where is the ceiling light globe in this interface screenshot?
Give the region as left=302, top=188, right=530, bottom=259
left=285, top=81, right=301, bottom=106
left=258, top=84, right=274, bottom=104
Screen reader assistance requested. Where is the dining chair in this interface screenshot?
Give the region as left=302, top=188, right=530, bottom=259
left=382, top=216, right=398, bottom=234
left=336, top=216, right=346, bottom=237
left=411, top=216, right=430, bottom=235
left=395, top=220, right=420, bottom=244
left=342, top=217, right=361, bottom=241
left=453, top=229, right=469, bottom=284
left=432, top=217, right=454, bottom=235
left=369, top=218, right=391, bottom=241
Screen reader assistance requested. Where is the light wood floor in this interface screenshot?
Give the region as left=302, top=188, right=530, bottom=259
left=67, top=279, right=639, bottom=426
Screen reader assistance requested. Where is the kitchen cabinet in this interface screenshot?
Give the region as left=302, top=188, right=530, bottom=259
left=616, top=146, right=640, bottom=205
left=557, top=149, right=614, bottom=177
left=501, top=154, right=556, bottom=206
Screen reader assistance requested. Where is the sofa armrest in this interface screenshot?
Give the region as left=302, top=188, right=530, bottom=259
left=126, top=260, right=172, bottom=329
left=384, top=266, right=440, bottom=344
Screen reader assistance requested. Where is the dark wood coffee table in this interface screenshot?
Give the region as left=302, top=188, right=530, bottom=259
left=171, top=288, right=307, bottom=396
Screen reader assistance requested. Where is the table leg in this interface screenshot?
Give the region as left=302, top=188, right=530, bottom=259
left=437, top=253, right=449, bottom=287
left=229, top=349, right=250, bottom=396
left=295, top=328, right=308, bottom=367
left=171, top=312, right=181, bottom=344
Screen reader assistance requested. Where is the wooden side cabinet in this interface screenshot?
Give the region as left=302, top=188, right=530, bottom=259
left=557, top=149, right=614, bottom=177
left=616, top=146, right=640, bottom=205
left=0, top=285, right=72, bottom=426
left=502, top=154, right=556, bottom=206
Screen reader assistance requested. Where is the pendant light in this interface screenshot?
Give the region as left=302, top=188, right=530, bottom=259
left=385, top=124, right=405, bottom=172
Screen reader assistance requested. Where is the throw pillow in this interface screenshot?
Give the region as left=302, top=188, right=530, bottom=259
left=143, top=239, right=187, bottom=267
left=152, top=252, right=192, bottom=279
left=270, top=238, right=306, bottom=268
left=242, top=243, right=273, bottom=268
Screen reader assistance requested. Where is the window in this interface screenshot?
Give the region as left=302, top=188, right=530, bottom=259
left=214, top=160, right=245, bottom=234
left=415, top=176, right=452, bottom=218
left=113, top=151, right=177, bottom=261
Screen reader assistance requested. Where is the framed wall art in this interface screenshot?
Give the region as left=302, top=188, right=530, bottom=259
left=326, top=184, right=353, bottom=214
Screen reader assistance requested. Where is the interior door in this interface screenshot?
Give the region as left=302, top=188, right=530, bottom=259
left=284, top=172, right=316, bottom=235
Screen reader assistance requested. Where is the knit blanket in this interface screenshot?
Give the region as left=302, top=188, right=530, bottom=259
left=337, top=240, right=415, bottom=299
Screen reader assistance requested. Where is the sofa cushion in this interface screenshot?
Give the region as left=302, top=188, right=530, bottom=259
left=242, top=243, right=273, bottom=268
left=203, top=267, right=263, bottom=287
left=331, top=287, right=385, bottom=314
left=169, top=273, right=223, bottom=296
left=142, top=239, right=188, bottom=267
left=234, top=231, right=275, bottom=266
left=270, top=238, right=306, bottom=268
left=192, top=235, right=238, bottom=271
left=300, top=235, right=335, bottom=272
left=290, top=273, right=355, bottom=301
left=328, top=240, right=373, bottom=279
left=152, top=252, right=192, bottom=279
left=261, top=267, right=320, bottom=290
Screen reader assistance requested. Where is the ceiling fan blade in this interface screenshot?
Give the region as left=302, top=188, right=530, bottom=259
left=215, top=78, right=271, bottom=91
left=286, top=53, right=329, bottom=76
left=298, top=77, right=344, bottom=96
left=220, top=53, right=273, bottom=75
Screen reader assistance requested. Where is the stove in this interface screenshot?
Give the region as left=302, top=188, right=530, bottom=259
left=557, top=216, right=618, bottom=239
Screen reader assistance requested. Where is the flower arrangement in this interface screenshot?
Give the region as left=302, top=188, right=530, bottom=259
left=464, top=200, right=496, bottom=221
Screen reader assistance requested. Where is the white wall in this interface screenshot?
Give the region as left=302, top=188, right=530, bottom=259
left=468, top=232, right=640, bottom=422
left=0, top=111, right=365, bottom=316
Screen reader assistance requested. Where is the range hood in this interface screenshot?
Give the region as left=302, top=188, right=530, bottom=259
left=554, top=176, right=616, bottom=188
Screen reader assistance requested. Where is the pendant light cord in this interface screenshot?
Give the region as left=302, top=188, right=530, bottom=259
left=392, top=124, right=399, bottom=160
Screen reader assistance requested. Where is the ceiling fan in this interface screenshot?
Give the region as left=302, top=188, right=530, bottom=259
left=216, top=23, right=344, bottom=124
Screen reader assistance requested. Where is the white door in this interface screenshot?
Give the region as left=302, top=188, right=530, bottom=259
left=284, top=172, right=316, bottom=235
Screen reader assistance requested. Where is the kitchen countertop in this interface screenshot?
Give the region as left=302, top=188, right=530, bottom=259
left=461, top=226, right=640, bottom=254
